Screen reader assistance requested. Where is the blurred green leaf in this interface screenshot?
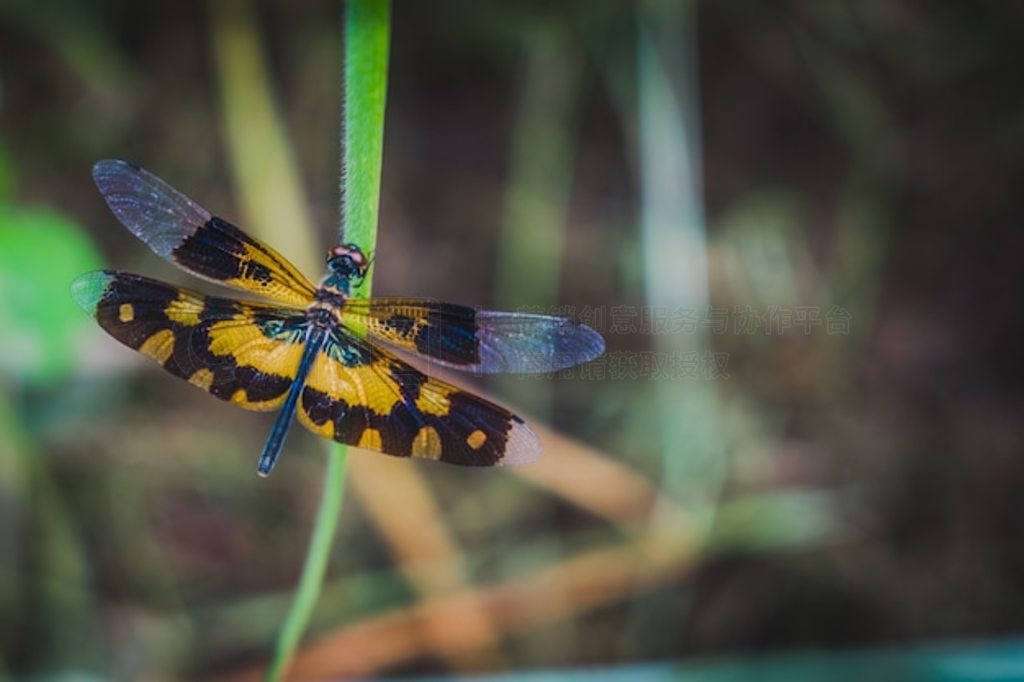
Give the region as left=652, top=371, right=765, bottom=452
left=707, top=489, right=838, bottom=552
left=715, top=192, right=809, bottom=308
left=0, top=207, right=102, bottom=385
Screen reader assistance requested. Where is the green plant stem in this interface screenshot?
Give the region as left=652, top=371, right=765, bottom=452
left=264, top=1, right=390, bottom=680
left=264, top=449, right=348, bottom=682
left=342, top=0, right=390, bottom=287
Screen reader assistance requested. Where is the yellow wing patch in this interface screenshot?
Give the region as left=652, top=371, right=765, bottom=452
left=358, top=428, right=382, bottom=450
left=207, top=319, right=304, bottom=379
left=411, top=426, right=443, bottom=460
left=189, top=368, right=215, bottom=390
left=139, top=329, right=175, bottom=364
left=165, top=292, right=203, bottom=326
left=304, top=351, right=404, bottom=417
left=466, top=430, right=487, bottom=450
left=219, top=240, right=317, bottom=307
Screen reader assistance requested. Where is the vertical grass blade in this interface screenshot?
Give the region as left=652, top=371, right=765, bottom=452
left=636, top=1, right=725, bottom=531
left=209, top=0, right=319, bottom=273
left=493, top=21, right=581, bottom=417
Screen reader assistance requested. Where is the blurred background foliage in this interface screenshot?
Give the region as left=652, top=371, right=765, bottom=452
left=1, top=0, right=1024, bottom=680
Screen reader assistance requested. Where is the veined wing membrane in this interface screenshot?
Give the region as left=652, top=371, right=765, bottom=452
left=72, top=270, right=308, bottom=411
left=340, top=298, right=606, bottom=374
left=92, top=160, right=317, bottom=306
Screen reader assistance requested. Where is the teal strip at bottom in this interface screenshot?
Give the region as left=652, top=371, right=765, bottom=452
left=407, top=636, right=1024, bottom=682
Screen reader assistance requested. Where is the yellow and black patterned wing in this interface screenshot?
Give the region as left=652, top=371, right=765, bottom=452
left=72, top=270, right=307, bottom=410
left=92, top=160, right=316, bottom=307
left=341, top=298, right=605, bottom=374
left=296, top=325, right=539, bottom=466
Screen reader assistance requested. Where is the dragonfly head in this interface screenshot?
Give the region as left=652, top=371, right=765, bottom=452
left=324, top=243, right=370, bottom=294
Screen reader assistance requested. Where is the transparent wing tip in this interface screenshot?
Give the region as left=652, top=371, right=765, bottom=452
left=92, top=159, right=135, bottom=186
left=569, top=321, right=606, bottom=364
left=70, top=270, right=114, bottom=313
left=500, top=418, right=541, bottom=466
left=540, top=320, right=606, bottom=373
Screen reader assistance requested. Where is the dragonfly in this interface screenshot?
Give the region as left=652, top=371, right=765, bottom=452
left=72, top=160, right=605, bottom=476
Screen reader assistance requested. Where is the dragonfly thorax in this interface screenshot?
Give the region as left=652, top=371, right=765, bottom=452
left=305, top=305, right=338, bottom=330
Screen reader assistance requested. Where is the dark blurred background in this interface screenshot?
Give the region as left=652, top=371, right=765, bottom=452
left=1, top=1, right=1024, bottom=680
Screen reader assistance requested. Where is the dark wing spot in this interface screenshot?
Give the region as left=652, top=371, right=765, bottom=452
left=242, top=260, right=273, bottom=284
left=389, top=359, right=427, bottom=402
left=381, top=314, right=416, bottom=336
left=94, top=275, right=177, bottom=349
left=415, top=304, right=479, bottom=365
left=172, top=217, right=248, bottom=282
left=235, top=365, right=294, bottom=402
left=302, top=387, right=347, bottom=427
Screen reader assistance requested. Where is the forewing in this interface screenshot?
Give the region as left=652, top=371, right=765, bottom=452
left=72, top=270, right=308, bottom=411
left=341, top=298, right=605, bottom=374
left=92, top=160, right=317, bottom=306
left=295, top=325, right=539, bottom=465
